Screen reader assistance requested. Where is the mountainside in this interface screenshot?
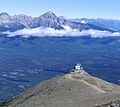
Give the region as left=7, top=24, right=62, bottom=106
left=0, top=11, right=118, bottom=32
left=2, top=70, right=120, bottom=107
left=70, top=18, right=120, bottom=32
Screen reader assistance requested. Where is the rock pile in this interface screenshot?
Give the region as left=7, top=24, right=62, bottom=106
left=96, top=100, right=120, bottom=107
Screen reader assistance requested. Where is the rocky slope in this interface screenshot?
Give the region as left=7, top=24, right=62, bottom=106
left=1, top=69, right=120, bottom=107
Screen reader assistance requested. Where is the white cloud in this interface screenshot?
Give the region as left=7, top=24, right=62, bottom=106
left=2, top=26, right=120, bottom=38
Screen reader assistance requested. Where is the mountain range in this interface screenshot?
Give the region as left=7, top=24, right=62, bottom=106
left=0, top=11, right=119, bottom=33
left=70, top=18, right=120, bottom=32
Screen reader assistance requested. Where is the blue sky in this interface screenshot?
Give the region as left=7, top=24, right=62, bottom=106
left=0, top=0, right=120, bottom=19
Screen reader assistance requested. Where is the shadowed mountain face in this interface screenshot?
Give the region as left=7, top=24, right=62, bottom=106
left=0, top=11, right=118, bottom=32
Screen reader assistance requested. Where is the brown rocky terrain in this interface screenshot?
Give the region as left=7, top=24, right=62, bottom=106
left=1, top=69, right=120, bottom=107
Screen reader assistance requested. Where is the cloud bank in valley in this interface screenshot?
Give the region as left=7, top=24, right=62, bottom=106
left=3, top=26, right=120, bottom=38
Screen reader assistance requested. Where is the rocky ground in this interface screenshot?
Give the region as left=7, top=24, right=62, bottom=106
left=96, top=100, right=120, bottom=107
left=1, top=69, right=120, bottom=107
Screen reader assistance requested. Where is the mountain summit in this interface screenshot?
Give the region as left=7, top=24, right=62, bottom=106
left=0, top=12, right=10, bottom=18
left=41, top=11, right=57, bottom=18
left=0, top=12, right=11, bottom=21
left=33, top=11, right=63, bottom=29
left=3, top=69, right=120, bottom=107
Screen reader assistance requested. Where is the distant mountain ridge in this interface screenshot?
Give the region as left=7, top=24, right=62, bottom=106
left=0, top=11, right=118, bottom=32
left=70, top=18, right=120, bottom=32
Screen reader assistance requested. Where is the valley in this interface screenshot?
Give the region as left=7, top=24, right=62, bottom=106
left=0, top=36, right=120, bottom=102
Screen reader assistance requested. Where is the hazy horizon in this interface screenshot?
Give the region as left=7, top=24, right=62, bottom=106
left=0, top=0, right=120, bottom=19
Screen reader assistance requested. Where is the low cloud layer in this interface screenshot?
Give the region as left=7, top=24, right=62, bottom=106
left=2, top=26, right=120, bottom=38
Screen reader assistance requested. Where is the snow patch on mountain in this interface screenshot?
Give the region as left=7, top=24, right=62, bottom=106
left=81, top=20, right=86, bottom=24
